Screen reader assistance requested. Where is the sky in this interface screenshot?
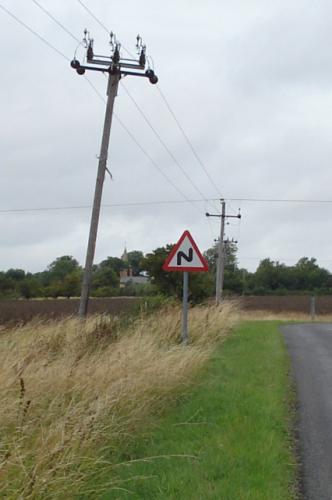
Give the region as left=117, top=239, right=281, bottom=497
left=0, top=0, right=332, bottom=273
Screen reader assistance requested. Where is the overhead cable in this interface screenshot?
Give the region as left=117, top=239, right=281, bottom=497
left=156, top=85, right=222, bottom=198
left=121, top=81, right=215, bottom=208
left=0, top=198, right=220, bottom=214
left=31, top=0, right=81, bottom=43
left=0, top=2, right=69, bottom=60
left=3, top=196, right=332, bottom=215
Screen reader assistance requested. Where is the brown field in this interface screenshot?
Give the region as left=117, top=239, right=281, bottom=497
left=0, top=297, right=142, bottom=324
left=2, top=295, right=332, bottom=325
left=240, top=295, right=332, bottom=315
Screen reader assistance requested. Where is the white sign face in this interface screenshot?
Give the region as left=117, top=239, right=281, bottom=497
left=162, top=230, right=209, bottom=272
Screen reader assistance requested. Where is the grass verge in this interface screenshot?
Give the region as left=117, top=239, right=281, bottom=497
left=99, top=321, right=297, bottom=499
left=0, top=303, right=237, bottom=499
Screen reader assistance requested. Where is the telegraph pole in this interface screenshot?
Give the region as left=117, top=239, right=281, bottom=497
left=206, top=200, right=241, bottom=304
left=216, top=200, right=226, bottom=304
left=71, top=32, right=158, bottom=318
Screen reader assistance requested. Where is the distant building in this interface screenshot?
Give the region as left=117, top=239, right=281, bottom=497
left=119, top=246, right=149, bottom=287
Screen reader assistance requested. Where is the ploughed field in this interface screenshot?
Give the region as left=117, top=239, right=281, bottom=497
left=1, top=295, right=332, bottom=324
left=0, top=297, right=141, bottom=323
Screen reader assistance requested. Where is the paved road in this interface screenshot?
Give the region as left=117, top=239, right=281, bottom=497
left=282, top=323, right=332, bottom=500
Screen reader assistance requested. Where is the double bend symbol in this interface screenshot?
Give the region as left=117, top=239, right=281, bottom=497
left=177, top=248, right=193, bottom=265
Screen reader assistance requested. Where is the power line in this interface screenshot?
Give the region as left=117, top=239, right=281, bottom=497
left=3, top=194, right=332, bottom=215
left=0, top=2, right=70, bottom=61
left=227, top=198, right=332, bottom=204
left=84, top=79, right=201, bottom=211
left=0, top=198, right=220, bottom=214
left=156, top=85, right=222, bottom=198
left=31, top=0, right=81, bottom=43
left=76, top=0, right=109, bottom=34
left=121, top=80, right=214, bottom=208
left=90, top=85, right=201, bottom=211
left=113, top=113, right=202, bottom=212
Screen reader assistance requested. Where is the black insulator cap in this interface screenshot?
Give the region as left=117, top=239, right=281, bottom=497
left=149, top=74, right=158, bottom=84
left=76, top=66, right=85, bottom=75
left=70, top=59, right=80, bottom=69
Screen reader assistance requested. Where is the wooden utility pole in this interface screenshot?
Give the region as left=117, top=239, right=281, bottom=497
left=71, top=32, right=158, bottom=318
left=206, top=200, right=241, bottom=304
left=78, top=72, right=119, bottom=317
left=214, top=200, right=225, bottom=304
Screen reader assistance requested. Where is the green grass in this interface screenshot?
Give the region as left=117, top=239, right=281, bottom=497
left=94, top=321, right=297, bottom=500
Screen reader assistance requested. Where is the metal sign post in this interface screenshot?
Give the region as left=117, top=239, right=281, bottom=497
left=182, top=271, right=189, bottom=343
left=163, top=230, right=209, bottom=344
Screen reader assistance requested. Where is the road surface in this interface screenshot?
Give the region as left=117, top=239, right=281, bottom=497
left=282, top=323, right=332, bottom=500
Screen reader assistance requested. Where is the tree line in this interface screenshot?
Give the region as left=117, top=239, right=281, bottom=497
left=1, top=242, right=332, bottom=300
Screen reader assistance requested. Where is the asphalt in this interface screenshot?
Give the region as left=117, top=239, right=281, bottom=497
left=282, top=323, right=332, bottom=500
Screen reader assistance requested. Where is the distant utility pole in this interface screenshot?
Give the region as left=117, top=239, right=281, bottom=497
left=206, top=200, right=241, bottom=304
left=71, top=31, right=158, bottom=318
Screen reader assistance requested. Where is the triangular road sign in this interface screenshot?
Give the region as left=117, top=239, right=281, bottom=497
left=162, top=230, right=209, bottom=272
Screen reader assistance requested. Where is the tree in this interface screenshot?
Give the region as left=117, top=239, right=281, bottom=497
left=127, top=250, right=144, bottom=276
left=47, top=256, right=80, bottom=281
left=204, top=241, right=243, bottom=295
left=254, top=258, right=287, bottom=291
left=42, top=256, right=82, bottom=298
left=0, top=272, right=17, bottom=298
left=61, top=270, right=82, bottom=298
left=92, top=257, right=121, bottom=290
left=293, top=258, right=330, bottom=291
left=204, top=244, right=218, bottom=274
left=19, top=277, right=41, bottom=299
left=6, top=269, right=25, bottom=281
left=99, top=257, right=126, bottom=274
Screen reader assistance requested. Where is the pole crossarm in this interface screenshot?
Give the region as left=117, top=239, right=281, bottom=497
left=205, top=212, right=241, bottom=219
left=70, top=31, right=158, bottom=84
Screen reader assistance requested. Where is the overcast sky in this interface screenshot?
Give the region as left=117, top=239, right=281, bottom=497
left=0, top=0, right=332, bottom=273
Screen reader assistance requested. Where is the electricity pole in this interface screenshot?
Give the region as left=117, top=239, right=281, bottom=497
left=206, top=200, right=241, bottom=304
left=71, top=31, right=158, bottom=318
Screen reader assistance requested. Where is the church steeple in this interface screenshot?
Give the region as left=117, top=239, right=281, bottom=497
left=121, top=244, right=128, bottom=263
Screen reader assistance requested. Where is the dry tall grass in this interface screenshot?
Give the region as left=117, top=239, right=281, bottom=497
left=0, top=302, right=237, bottom=499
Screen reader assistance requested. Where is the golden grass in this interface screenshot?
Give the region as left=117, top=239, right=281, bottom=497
left=0, top=302, right=238, bottom=499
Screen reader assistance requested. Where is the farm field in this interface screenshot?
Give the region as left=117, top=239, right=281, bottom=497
left=240, top=295, right=332, bottom=315
left=2, top=294, right=332, bottom=324
left=0, top=297, right=142, bottom=324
